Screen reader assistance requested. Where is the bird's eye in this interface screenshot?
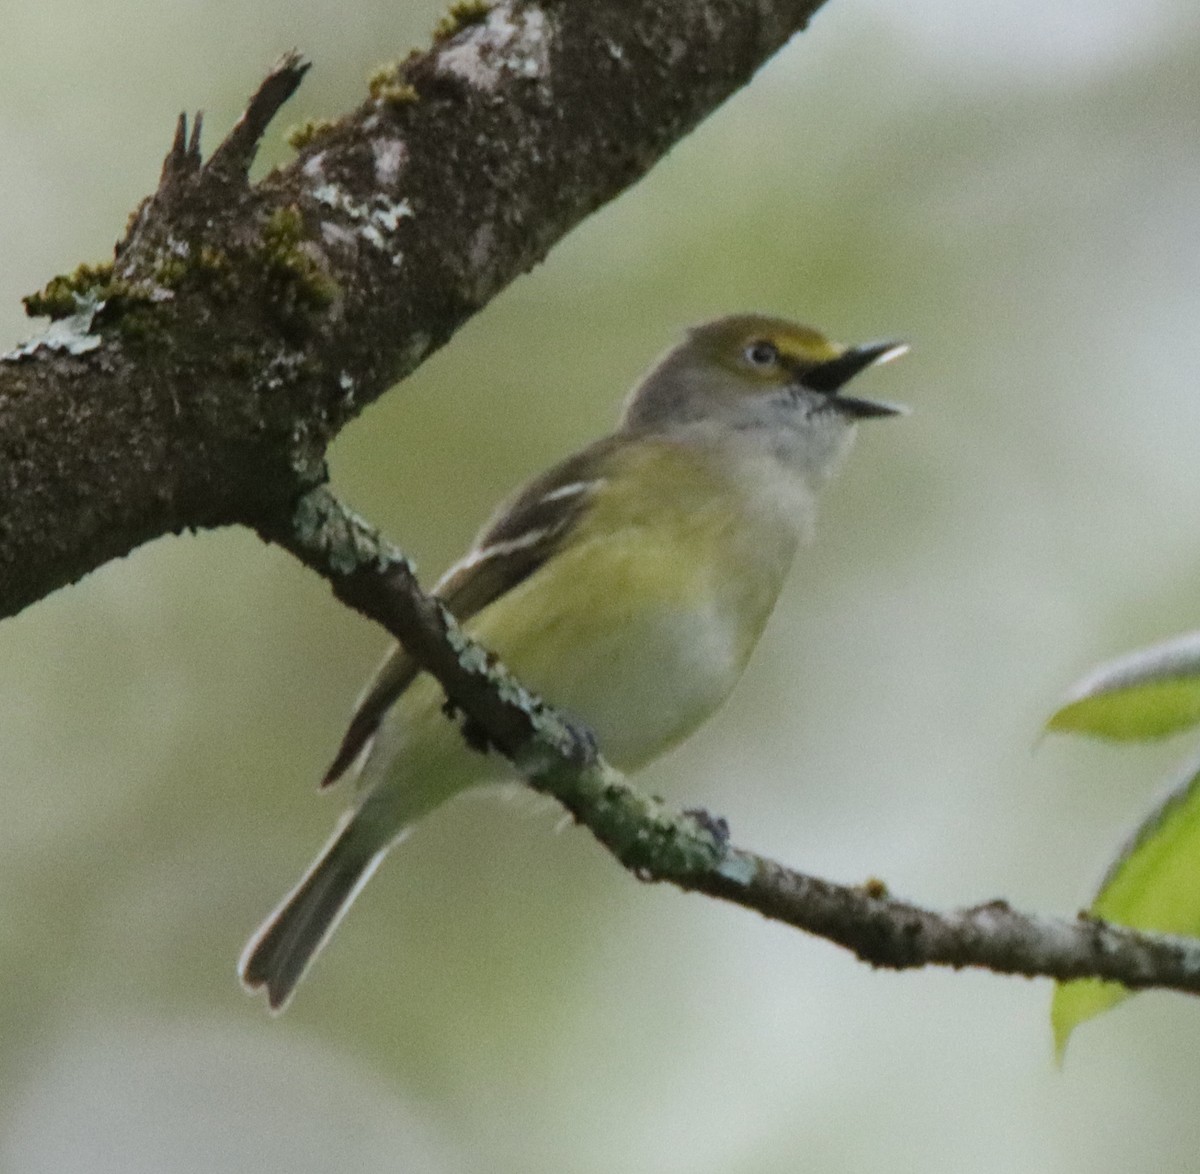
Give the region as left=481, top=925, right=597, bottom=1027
left=744, top=340, right=779, bottom=368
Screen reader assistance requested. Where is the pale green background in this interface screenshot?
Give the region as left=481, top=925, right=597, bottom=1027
left=3, top=1, right=1200, bottom=1170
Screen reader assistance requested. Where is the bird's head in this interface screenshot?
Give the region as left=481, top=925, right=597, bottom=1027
left=621, top=313, right=907, bottom=481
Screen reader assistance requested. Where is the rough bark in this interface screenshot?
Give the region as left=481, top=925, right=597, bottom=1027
left=0, top=0, right=828, bottom=618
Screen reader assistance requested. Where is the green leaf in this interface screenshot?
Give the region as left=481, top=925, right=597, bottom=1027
left=1047, top=631, right=1200, bottom=740
left=1052, top=752, right=1200, bottom=1057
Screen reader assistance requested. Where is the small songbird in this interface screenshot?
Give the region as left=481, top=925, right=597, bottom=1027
left=240, top=313, right=907, bottom=1009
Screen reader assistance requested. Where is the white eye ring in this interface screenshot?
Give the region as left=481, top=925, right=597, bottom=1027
left=744, top=340, right=779, bottom=367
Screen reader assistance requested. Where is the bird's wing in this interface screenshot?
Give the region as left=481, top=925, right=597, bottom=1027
left=319, top=439, right=614, bottom=787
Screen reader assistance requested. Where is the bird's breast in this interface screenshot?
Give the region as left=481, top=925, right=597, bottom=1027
left=471, top=477, right=805, bottom=770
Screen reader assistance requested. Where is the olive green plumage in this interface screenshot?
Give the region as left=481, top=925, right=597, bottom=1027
left=240, top=313, right=905, bottom=1010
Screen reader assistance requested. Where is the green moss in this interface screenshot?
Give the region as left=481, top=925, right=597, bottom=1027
left=113, top=306, right=169, bottom=350
left=197, top=245, right=231, bottom=274
left=433, top=0, right=491, bottom=43
left=154, top=256, right=189, bottom=288
left=379, top=81, right=420, bottom=106
left=23, top=262, right=123, bottom=320
left=286, top=117, right=338, bottom=151
left=368, top=62, right=420, bottom=106
left=152, top=244, right=236, bottom=302
left=257, top=206, right=339, bottom=326
left=23, top=259, right=165, bottom=334
left=368, top=62, right=399, bottom=96
left=193, top=246, right=236, bottom=296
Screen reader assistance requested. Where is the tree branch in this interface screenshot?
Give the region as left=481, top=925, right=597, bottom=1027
left=272, top=488, right=1200, bottom=999
left=0, top=0, right=828, bottom=617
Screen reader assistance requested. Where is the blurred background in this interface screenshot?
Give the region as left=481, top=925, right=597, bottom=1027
left=3, top=0, right=1200, bottom=1169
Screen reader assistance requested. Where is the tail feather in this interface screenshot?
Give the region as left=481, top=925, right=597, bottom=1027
left=240, top=816, right=385, bottom=1011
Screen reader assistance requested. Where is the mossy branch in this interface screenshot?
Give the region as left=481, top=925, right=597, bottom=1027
left=272, top=489, right=1200, bottom=1000
left=0, top=0, right=831, bottom=618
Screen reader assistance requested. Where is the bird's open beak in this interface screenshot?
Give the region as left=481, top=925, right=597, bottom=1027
left=804, top=340, right=909, bottom=418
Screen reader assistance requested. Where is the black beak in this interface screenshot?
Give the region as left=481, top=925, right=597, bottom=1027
left=802, top=340, right=908, bottom=418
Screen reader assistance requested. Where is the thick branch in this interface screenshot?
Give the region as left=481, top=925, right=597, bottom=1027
left=274, top=489, right=1200, bottom=998
left=0, top=0, right=827, bottom=617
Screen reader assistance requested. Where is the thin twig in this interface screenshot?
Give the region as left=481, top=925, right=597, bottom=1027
left=268, top=487, right=1200, bottom=998
left=205, top=50, right=310, bottom=181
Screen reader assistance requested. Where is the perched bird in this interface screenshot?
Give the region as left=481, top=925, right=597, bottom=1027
left=241, top=313, right=906, bottom=1010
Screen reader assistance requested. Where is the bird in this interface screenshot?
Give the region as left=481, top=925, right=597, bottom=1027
left=240, top=313, right=906, bottom=1009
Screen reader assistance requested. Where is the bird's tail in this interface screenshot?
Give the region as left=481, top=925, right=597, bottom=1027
left=239, top=814, right=388, bottom=1012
